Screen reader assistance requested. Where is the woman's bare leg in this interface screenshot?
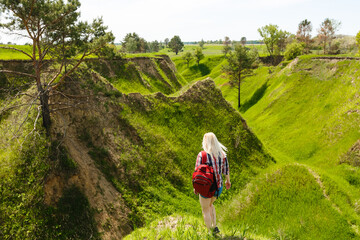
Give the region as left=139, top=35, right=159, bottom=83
left=199, top=195, right=218, bottom=230
left=210, top=196, right=217, bottom=228
left=199, top=195, right=212, bottom=230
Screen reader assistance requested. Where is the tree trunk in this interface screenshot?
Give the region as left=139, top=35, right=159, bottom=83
left=238, top=72, right=241, bottom=109
left=34, top=55, right=51, bottom=136
left=40, top=89, right=51, bottom=136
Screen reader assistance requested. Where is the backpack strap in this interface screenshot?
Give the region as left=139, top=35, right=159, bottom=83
left=201, top=151, right=208, bottom=165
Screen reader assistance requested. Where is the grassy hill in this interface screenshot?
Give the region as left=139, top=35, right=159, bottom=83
left=167, top=53, right=360, bottom=238
left=0, top=57, right=273, bottom=239
left=3, top=52, right=360, bottom=239
left=215, top=56, right=360, bottom=239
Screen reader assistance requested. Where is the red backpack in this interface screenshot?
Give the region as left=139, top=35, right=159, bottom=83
left=192, top=151, right=217, bottom=198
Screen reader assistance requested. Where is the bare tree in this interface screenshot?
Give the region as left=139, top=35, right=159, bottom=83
left=317, top=18, right=341, bottom=54
left=296, top=19, right=313, bottom=53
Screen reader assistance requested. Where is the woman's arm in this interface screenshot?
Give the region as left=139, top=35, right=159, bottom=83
left=225, top=174, right=231, bottom=190
left=223, top=156, right=231, bottom=189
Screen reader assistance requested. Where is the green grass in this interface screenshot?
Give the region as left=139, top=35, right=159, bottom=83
left=4, top=48, right=360, bottom=239
left=221, top=164, right=356, bottom=239
left=209, top=56, right=360, bottom=238
left=63, top=68, right=274, bottom=233
left=124, top=213, right=271, bottom=240
left=161, top=52, right=360, bottom=238
left=172, top=54, right=226, bottom=83
left=0, top=44, right=33, bottom=60
left=85, top=58, right=182, bottom=95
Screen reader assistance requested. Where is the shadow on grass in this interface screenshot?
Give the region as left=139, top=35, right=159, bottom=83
left=240, top=82, right=268, bottom=113
left=190, top=63, right=211, bottom=76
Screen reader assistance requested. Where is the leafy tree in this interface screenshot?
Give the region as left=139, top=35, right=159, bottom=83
left=139, top=37, right=148, bottom=53
left=277, top=30, right=291, bottom=53
left=149, top=40, right=159, bottom=52
left=125, top=37, right=138, bottom=53
left=164, top=38, right=169, bottom=47
left=296, top=19, right=313, bottom=53
left=199, top=39, right=205, bottom=48
left=284, top=41, right=304, bottom=60
left=122, top=33, right=148, bottom=53
left=223, top=36, right=232, bottom=57
left=222, top=44, right=256, bottom=108
left=182, top=52, right=193, bottom=67
left=356, top=31, right=360, bottom=53
left=317, top=18, right=341, bottom=54
left=193, top=47, right=204, bottom=66
left=240, top=37, right=247, bottom=46
left=258, top=24, right=284, bottom=56
left=123, top=33, right=140, bottom=52
left=0, top=0, right=114, bottom=134
left=168, top=35, right=184, bottom=55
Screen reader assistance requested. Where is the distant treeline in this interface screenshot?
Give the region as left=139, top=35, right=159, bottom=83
left=114, top=40, right=264, bottom=46
left=183, top=40, right=264, bottom=45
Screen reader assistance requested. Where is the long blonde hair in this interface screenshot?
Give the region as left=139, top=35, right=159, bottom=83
left=202, top=132, right=227, bottom=159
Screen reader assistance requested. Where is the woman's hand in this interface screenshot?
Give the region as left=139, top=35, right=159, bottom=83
left=193, top=188, right=198, bottom=195
left=225, top=180, right=231, bottom=190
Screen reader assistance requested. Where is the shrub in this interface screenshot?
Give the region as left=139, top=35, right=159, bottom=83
left=284, top=42, right=304, bottom=60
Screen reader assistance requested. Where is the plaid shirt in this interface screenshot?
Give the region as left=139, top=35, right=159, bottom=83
left=195, top=151, right=229, bottom=189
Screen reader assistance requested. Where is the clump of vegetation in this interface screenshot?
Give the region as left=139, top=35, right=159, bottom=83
left=284, top=41, right=304, bottom=60
left=339, top=140, right=360, bottom=167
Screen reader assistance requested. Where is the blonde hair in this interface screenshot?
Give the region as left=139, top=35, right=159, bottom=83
left=202, top=132, right=227, bottom=159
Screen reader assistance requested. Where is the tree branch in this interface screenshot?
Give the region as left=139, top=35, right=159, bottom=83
left=11, top=92, right=40, bottom=140
left=0, top=46, right=33, bottom=60
left=22, top=105, right=41, bottom=144
left=0, top=70, right=36, bottom=79
left=45, top=62, right=64, bottom=89
left=52, top=51, right=87, bottom=90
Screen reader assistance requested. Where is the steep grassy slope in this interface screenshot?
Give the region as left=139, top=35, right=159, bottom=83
left=0, top=57, right=273, bottom=239
left=172, top=54, right=226, bottom=83
left=85, top=56, right=186, bottom=95
left=212, top=56, right=360, bottom=239
left=221, top=164, right=356, bottom=239
left=237, top=57, right=360, bottom=167
left=170, top=54, right=360, bottom=239
left=49, top=69, right=273, bottom=234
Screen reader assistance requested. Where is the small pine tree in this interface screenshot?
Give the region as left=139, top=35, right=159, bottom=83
left=222, top=45, right=256, bottom=108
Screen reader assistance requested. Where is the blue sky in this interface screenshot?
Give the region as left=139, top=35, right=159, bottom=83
left=78, top=0, right=359, bottom=43
left=0, top=0, right=358, bottom=44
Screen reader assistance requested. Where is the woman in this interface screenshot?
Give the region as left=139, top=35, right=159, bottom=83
left=194, top=132, right=231, bottom=234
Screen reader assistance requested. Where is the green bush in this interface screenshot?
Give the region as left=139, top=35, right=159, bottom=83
left=284, top=42, right=304, bottom=60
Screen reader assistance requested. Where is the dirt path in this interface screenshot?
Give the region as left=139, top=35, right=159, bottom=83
left=304, top=166, right=342, bottom=213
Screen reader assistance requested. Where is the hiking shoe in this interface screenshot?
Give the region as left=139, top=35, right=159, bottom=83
left=213, top=226, right=220, bottom=235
